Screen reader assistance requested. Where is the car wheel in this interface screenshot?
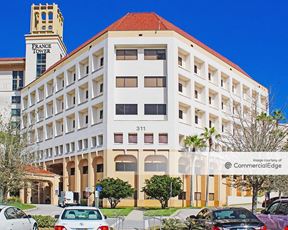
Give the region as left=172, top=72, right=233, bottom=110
left=33, top=224, right=38, bottom=230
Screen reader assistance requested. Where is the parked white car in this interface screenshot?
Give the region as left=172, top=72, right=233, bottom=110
left=0, top=205, right=38, bottom=230
left=54, top=206, right=109, bottom=230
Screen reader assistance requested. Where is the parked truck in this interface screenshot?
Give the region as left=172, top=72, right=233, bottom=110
left=58, top=191, right=80, bottom=207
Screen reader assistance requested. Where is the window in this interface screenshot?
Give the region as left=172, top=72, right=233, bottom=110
left=221, top=79, right=224, bottom=87
left=116, top=162, right=137, bottom=171
left=116, top=49, right=137, bottom=60
left=83, top=166, right=88, bottom=174
left=178, top=56, right=183, bottom=66
left=100, top=83, right=103, bottom=93
left=85, top=65, right=89, bottom=75
left=98, top=135, right=103, bottom=146
left=144, top=133, right=153, bottom=144
left=144, top=49, right=166, bottom=60
left=208, top=72, right=212, bottom=81
left=96, top=164, right=103, bottom=172
left=70, top=168, right=75, bottom=175
left=209, top=120, right=212, bottom=128
left=128, top=133, right=137, bottom=144
left=276, top=202, right=288, bottom=215
left=159, top=133, right=168, bottom=144
left=85, top=90, right=89, bottom=99
left=100, top=57, right=104, bottom=66
left=116, top=77, right=138, bottom=87
left=85, top=115, right=88, bottom=124
left=145, top=162, right=167, bottom=171
left=144, top=104, right=166, bottom=115
left=12, top=71, right=24, bottom=90
left=4, top=207, right=17, bottom=219
left=144, top=77, right=166, bottom=87
left=209, top=96, right=212, bottom=104
left=267, top=202, right=280, bottom=214
left=195, top=115, right=199, bottom=124
left=178, top=83, right=183, bottom=92
left=116, top=104, right=137, bottom=115
left=36, top=53, right=46, bottom=77
left=194, top=90, right=198, bottom=99
left=11, top=109, right=20, bottom=116
left=99, top=110, right=103, bottom=119
left=222, top=125, right=224, bottom=132
left=221, top=102, right=224, bottom=110
left=11, top=96, right=21, bottom=104
left=209, top=193, right=214, bottom=201
left=194, top=65, right=198, bottom=74
left=179, top=110, right=183, bottom=119
left=114, top=133, right=123, bottom=144
left=11, top=121, right=20, bottom=129
left=195, top=192, right=201, bottom=200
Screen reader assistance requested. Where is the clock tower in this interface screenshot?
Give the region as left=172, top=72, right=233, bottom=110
left=25, top=3, right=67, bottom=85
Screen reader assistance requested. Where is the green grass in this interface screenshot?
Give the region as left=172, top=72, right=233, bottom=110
left=100, top=207, right=133, bottom=217
left=143, top=208, right=179, bottom=216
left=7, top=202, right=36, bottom=210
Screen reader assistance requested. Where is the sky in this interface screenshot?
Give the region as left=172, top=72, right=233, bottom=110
left=1, top=0, right=287, bottom=116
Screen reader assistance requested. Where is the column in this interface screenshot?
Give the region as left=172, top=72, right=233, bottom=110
left=88, top=152, right=94, bottom=206
left=74, top=156, right=81, bottom=194
left=26, top=182, right=32, bottom=204
left=137, top=150, right=145, bottom=207
left=19, top=188, right=25, bottom=203
left=63, top=158, right=69, bottom=192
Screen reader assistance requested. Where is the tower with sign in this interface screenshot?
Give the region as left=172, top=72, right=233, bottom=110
left=25, top=3, right=67, bottom=85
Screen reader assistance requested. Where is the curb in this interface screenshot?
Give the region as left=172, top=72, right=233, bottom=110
left=25, top=207, right=38, bottom=212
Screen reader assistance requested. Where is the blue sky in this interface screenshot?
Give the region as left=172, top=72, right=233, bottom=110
left=1, top=0, right=287, bottom=116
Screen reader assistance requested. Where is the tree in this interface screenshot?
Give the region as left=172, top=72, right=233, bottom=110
left=184, top=135, right=206, bottom=152
left=0, top=116, right=32, bottom=202
left=184, top=135, right=206, bottom=207
left=142, top=175, right=182, bottom=209
left=96, top=178, right=134, bottom=208
left=201, top=127, right=220, bottom=207
left=221, top=103, right=288, bottom=213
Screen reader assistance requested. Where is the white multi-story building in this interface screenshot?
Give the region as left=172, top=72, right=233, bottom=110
left=2, top=4, right=269, bottom=206
left=0, top=58, right=25, bottom=124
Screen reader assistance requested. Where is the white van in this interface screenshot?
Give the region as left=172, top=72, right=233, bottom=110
left=58, top=191, right=79, bottom=207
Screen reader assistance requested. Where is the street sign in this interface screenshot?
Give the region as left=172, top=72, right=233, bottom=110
left=96, top=185, right=103, bottom=192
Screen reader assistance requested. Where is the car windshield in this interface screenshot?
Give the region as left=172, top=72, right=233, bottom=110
left=213, top=209, right=256, bottom=220
left=62, top=209, right=103, bottom=220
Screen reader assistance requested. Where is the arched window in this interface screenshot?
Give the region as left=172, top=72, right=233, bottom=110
left=144, top=155, right=167, bottom=172
left=41, top=12, right=46, bottom=20
left=115, top=155, right=137, bottom=172
left=48, top=12, right=53, bottom=20
left=178, top=157, right=189, bottom=174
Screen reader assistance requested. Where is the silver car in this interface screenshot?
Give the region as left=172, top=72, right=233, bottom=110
left=54, top=206, right=109, bottom=230
left=0, top=205, right=38, bottom=230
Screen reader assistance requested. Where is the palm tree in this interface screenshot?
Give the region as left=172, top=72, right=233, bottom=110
left=201, top=127, right=220, bottom=207
left=184, top=135, right=206, bottom=207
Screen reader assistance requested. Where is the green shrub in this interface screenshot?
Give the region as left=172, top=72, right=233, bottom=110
left=7, top=196, right=22, bottom=203
left=80, top=198, right=88, bottom=206
left=32, top=215, right=56, bottom=228
left=161, top=218, right=188, bottom=230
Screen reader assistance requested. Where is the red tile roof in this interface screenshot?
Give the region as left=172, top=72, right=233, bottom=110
left=24, top=165, right=55, bottom=176
left=39, top=13, right=255, bottom=83
left=0, top=57, right=25, bottom=62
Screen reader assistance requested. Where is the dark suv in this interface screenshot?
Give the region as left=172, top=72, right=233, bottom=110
left=187, top=207, right=266, bottom=230
left=257, top=199, right=288, bottom=230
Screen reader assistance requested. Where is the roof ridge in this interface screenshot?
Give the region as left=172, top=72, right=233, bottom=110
left=152, top=13, right=168, bottom=30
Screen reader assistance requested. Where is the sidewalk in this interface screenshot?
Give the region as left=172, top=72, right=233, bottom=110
left=121, top=209, right=144, bottom=229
